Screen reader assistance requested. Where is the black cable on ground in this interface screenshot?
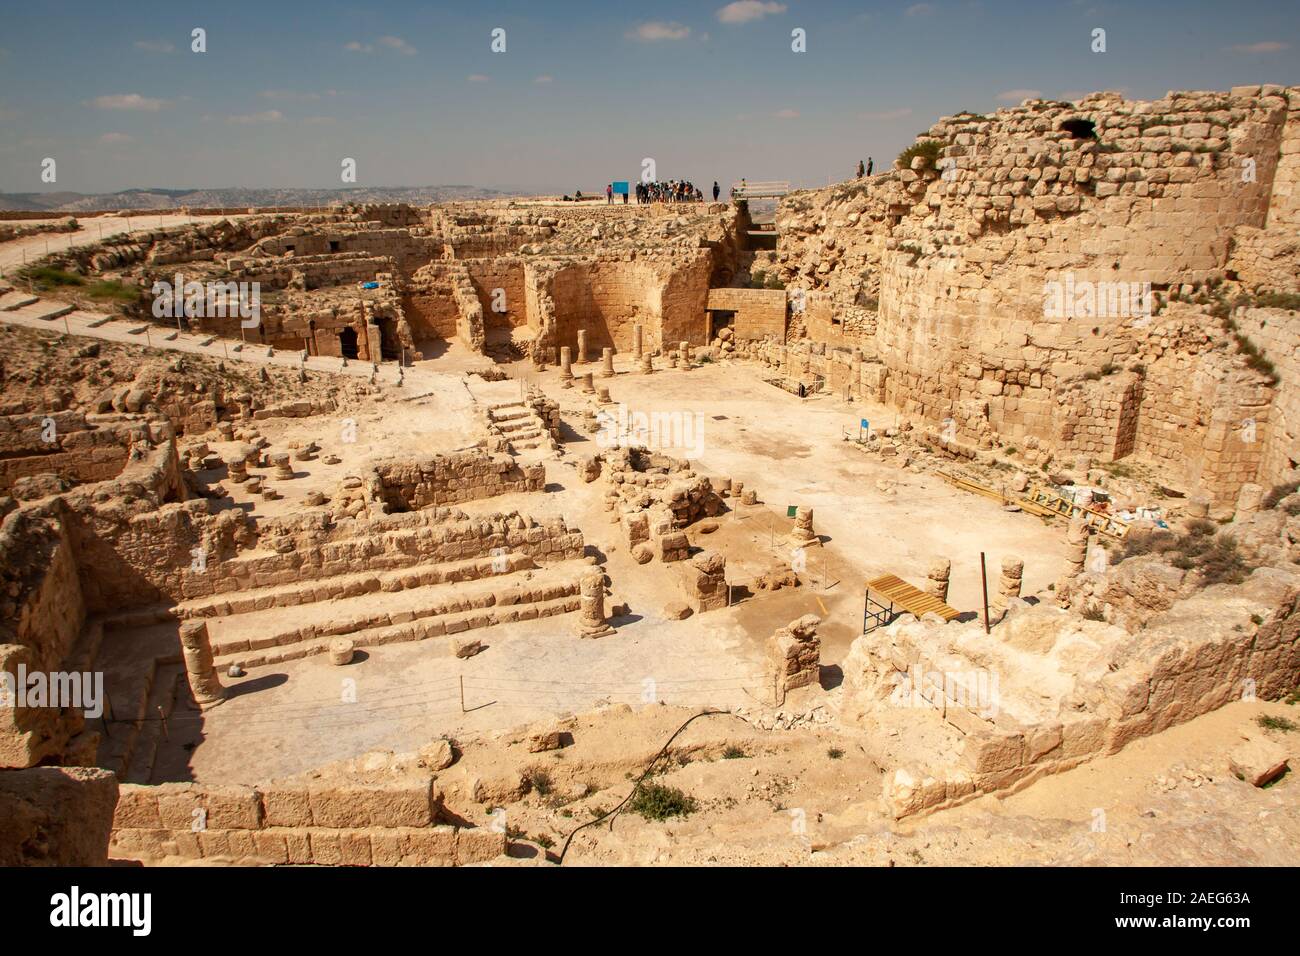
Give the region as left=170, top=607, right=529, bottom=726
left=556, top=707, right=734, bottom=865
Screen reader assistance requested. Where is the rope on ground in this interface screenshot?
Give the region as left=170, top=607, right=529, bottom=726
left=557, top=707, right=734, bottom=865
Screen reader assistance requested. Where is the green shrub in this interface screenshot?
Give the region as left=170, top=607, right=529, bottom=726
left=1112, top=527, right=1251, bottom=586
left=722, top=745, right=747, bottom=760
left=896, top=139, right=944, bottom=169
left=827, top=747, right=844, bottom=760
left=1257, top=714, right=1298, bottom=733
left=627, top=782, right=697, bottom=821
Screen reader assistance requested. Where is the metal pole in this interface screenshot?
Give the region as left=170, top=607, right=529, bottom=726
left=980, top=551, right=990, bottom=634
left=459, top=675, right=465, bottom=713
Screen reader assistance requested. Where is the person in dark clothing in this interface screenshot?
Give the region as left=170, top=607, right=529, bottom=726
left=713, top=181, right=720, bottom=201
left=857, top=159, right=865, bottom=178
left=867, top=157, right=873, bottom=176
left=606, top=183, right=612, bottom=204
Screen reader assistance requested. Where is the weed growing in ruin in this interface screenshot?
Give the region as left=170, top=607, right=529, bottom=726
left=722, top=745, right=747, bottom=759
left=896, top=139, right=944, bottom=169
left=827, top=747, right=844, bottom=759
left=1111, top=522, right=1251, bottom=586
left=1262, top=481, right=1299, bottom=510
left=1081, top=604, right=1106, bottom=622
left=533, top=833, right=556, bottom=850
left=1257, top=714, right=1298, bottom=733
left=525, top=768, right=554, bottom=797
left=627, top=782, right=697, bottom=821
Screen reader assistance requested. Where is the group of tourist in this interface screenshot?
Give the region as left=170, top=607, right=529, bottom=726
left=632, top=179, right=713, bottom=204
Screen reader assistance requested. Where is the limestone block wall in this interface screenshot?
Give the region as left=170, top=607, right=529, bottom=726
left=245, top=226, right=437, bottom=273
left=658, top=252, right=713, bottom=347
left=847, top=568, right=1300, bottom=819
left=0, top=412, right=138, bottom=495
left=0, top=767, right=119, bottom=865
left=767, top=87, right=1296, bottom=503
left=110, top=780, right=505, bottom=866
left=372, top=451, right=544, bottom=510
left=0, top=510, right=89, bottom=768
left=1266, top=91, right=1300, bottom=230
left=705, top=287, right=787, bottom=341
left=468, top=258, right=531, bottom=339
left=1238, top=307, right=1300, bottom=488
left=550, top=260, right=658, bottom=355
left=403, top=267, right=463, bottom=341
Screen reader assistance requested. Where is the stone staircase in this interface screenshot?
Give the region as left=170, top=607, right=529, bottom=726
left=163, top=509, right=589, bottom=668
left=93, top=620, right=189, bottom=783
left=188, top=556, right=589, bottom=669
left=0, top=290, right=76, bottom=321
left=487, top=401, right=547, bottom=449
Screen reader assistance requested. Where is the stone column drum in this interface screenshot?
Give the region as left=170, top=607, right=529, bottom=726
left=179, top=620, right=225, bottom=709
left=601, top=347, right=614, bottom=378
left=924, top=558, right=951, bottom=603
left=560, top=346, right=573, bottom=386
left=577, top=573, right=614, bottom=638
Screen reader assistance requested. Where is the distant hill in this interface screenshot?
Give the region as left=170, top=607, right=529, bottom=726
left=0, top=185, right=521, bottom=212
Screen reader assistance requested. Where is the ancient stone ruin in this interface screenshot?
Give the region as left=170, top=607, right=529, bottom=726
left=1, top=83, right=1298, bottom=872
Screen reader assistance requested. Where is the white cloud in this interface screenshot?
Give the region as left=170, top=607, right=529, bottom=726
left=996, top=88, right=1042, bottom=102
left=227, top=110, right=284, bottom=124
left=774, top=108, right=800, bottom=119
left=860, top=107, right=913, bottom=121
left=344, top=41, right=372, bottom=53
left=87, top=93, right=169, bottom=111
left=1228, top=41, right=1288, bottom=53
left=376, top=35, right=417, bottom=55
left=905, top=3, right=934, bottom=16
left=627, top=21, right=692, bottom=42
left=467, top=74, right=490, bottom=83
left=98, top=132, right=133, bottom=144
left=716, top=1, right=787, bottom=24
left=133, top=40, right=175, bottom=53
left=534, top=74, right=554, bottom=84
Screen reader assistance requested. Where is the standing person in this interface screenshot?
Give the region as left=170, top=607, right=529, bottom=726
left=857, top=159, right=865, bottom=178
left=867, top=157, right=873, bottom=176
left=606, top=183, right=613, bottom=204
left=713, top=180, right=720, bottom=201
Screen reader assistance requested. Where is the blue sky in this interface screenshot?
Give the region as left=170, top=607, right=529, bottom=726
left=0, top=0, right=1295, bottom=194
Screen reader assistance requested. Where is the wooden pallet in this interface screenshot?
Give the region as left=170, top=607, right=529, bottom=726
left=863, top=572, right=960, bottom=631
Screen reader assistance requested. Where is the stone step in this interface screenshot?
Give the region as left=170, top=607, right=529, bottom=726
left=215, top=590, right=584, bottom=669
left=122, top=663, right=185, bottom=785
left=206, top=560, right=586, bottom=661
left=23, top=300, right=76, bottom=321
left=176, top=549, right=540, bottom=619
left=496, top=418, right=539, bottom=434
left=1, top=293, right=39, bottom=311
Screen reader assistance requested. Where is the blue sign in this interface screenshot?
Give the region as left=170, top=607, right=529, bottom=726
left=612, top=181, right=630, bottom=195
left=860, top=418, right=869, bottom=430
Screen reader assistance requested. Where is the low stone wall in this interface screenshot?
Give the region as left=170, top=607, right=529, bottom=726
left=372, top=449, right=544, bottom=510
left=845, top=567, right=1300, bottom=818
left=111, top=779, right=505, bottom=865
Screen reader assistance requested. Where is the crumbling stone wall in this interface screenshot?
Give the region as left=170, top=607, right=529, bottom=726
left=0, top=767, right=118, bottom=865
left=372, top=450, right=544, bottom=510
left=765, top=86, right=1298, bottom=506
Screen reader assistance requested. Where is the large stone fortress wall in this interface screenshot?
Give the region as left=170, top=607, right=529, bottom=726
left=769, top=85, right=1300, bottom=507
